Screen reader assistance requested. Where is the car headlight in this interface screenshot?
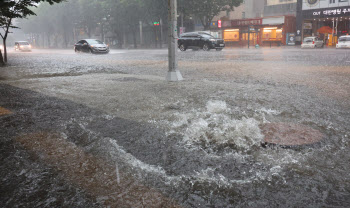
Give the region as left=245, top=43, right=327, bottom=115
left=209, top=39, right=216, bottom=42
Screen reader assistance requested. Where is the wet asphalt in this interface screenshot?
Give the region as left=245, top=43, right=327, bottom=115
left=1, top=47, right=350, bottom=207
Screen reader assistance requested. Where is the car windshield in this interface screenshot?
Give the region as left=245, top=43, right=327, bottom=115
left=339, top=37, right=350, bottom=42
left=200, top=34, right=215, bottom=39
left=86, top=40, right=104, bottom=45
left=181, top=33, right=195, bottom=37
left=304, top=38, right=314, bottom=42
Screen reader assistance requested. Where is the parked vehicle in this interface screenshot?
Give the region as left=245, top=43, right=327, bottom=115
left=74, top=39, right=109, bottom=54
left=178, top=32, right=225, bottom=51
left=301, top=37, right=324, bottom=49
left=14, top=41, right=32, bottom=52
left=0, top=44, right=3, bottom=52
left=336, top=35, right=350, bottom=49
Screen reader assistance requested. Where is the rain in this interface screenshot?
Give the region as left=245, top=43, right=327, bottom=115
left=1, top=0, right=350, bottom=207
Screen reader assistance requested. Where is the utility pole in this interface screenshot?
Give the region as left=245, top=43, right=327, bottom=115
left=332, top=18, right=335, bottom=45
left=167, top=0, right=183, bottom=81
left=248, top=26, right=250, bottom=49
left=160, top=18, right=163, bottom=49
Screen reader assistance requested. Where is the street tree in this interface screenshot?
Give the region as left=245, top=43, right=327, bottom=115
left=78, top=0, right=105, bottom=38
left=142, top=0, right=168, bottom=48
left=0, top=0, right=64, bottom=64
left=184, top=0, right=243, bottom=30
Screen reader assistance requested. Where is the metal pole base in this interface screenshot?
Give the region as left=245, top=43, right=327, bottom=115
left=167, top=71, right=183, bottom=82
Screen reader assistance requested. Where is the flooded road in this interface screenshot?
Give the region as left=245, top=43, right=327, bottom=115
left=1, top=48, right=350, bottom=207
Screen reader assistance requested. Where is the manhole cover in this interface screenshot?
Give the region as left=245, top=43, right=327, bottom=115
left=260, top=123, right=324, bottom=147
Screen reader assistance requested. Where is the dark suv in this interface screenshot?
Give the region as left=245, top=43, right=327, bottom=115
left=178, top=32, right=225, bottom=51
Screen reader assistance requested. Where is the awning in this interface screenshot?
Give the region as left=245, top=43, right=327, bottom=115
left=317, top=26, right=333, bottom=34
left=262, top=17, right=285, bottom=25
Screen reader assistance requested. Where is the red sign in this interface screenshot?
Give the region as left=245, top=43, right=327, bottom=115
left=231, top=18, right=262, bottom=26
left=218, top=20, right=222, bottom=28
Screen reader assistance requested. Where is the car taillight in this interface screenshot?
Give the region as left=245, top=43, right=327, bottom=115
left=301, top=42, right=303, bottom=45
left=312, top=41, right=315, bottom=44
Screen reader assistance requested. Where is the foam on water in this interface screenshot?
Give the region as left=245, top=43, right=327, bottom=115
left=61, top=107, right=314, bottom=197
left=172, top=100, right=264, bottom=152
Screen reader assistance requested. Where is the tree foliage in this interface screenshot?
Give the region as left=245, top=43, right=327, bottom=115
left=184, top=0, right=244, bottom=30
left=12, top=0, right=244, bottom=55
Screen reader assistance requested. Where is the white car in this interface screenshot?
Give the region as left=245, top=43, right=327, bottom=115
left=0, top=44, right=4, bottom=52
left=336, top=36, right=350, bottom=49
left=301, top=37, right=324, bottom=49
left=14, top=41, right=32, bottom=52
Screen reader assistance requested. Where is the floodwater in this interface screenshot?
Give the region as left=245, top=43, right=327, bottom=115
left=1, top=48, right=350, bottom=207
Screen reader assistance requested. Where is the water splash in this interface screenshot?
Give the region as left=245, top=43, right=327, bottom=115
left=171, top=100, right=264, bottom=153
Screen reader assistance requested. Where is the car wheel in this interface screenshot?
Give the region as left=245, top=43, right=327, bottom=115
left=179, top=44, right=186, bottom=51
left=75, top=48, right=79, bottom=53
left=89, top=49, right=93, bottom=54
left=203, top=44, right=210, bottom=51
left=216, top=48, right=223, bottom=51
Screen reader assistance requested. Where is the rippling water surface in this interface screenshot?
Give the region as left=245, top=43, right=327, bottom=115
left=1, top=49, right=349, bottom=207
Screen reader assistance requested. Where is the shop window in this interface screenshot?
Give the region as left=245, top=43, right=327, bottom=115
left=262, top=27, right=283, bottom=41
left=242, top=33, right=255, bottom=41
left=224, top=29, right=240, bottom=42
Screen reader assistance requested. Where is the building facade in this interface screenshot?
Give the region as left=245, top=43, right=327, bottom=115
left=264, top=0, right=297, bottom=17
left=211, top=0, right=297, bottom=47
left=296, top=0, right=350, bottom=45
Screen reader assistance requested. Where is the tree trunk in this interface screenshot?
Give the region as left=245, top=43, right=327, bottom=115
left=101, top=24, right=105, bottom=43
left=47, top=33, right=51, bottom=48
left=132, top=28, right=137, bottom=49
left=64, top=32, right=68, bottom=48
left=2, top=18, right=12, bottom=63
left=0, top=50, right=4, bottom=66
left=154, top=27, right=158, bottom=48
left=3, top=39, right=7, bottom=63
left=87, top=27, right=91, bottom=38
left=123, top=31, right=127, bottom=49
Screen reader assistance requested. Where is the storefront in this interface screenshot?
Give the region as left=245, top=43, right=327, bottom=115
left=296, top=0, right=350, bottom=46
left=219, top=18, right=262, bottom=47
left=217, top=16, right=296, bottom=47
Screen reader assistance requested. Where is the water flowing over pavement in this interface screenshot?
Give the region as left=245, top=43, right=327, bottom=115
left=1, top=48, right=350, bottom=207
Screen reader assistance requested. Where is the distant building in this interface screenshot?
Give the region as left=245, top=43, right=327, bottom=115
left=296, top=0, right=350, bottom=45
left=210, top=0, right=296, bottom=47
left=264, top=0, right=297, bottom=17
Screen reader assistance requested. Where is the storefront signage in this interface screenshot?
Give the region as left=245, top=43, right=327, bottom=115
left=303, top=0, right=350, bottom=11
left=222, top=21, right=231, bottom=27
left=302, top=5, right=350, bottom=18
left=304, top=23, right=312, bottom=29
left=286, top=33, right=296, bottom=46
left=231, top=18, right=262, bottom=26
left=312, top=7, right=350, bottom=16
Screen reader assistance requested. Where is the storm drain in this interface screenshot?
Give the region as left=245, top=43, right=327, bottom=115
left=261, top=123, right=324, bottom=147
